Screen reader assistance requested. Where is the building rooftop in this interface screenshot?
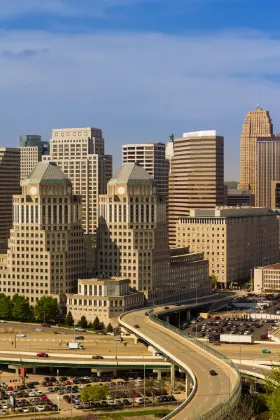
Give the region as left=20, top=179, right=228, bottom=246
left=23, top=162, right=71, bottom=185
left=228, top=189, right=251, bottom=196
left=109, top=163, right=153, bottom=185
left=183, top=130, right=217, bottom=138
left=262, top=263, right=280, bottom=270
left=181, top=206, right=272, bottom=219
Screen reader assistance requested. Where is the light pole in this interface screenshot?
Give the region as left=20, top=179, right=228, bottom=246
left=143, top=364, right=146, bottom=407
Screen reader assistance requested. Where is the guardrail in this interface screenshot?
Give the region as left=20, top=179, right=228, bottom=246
left=151, top=314, right=241, bottom=420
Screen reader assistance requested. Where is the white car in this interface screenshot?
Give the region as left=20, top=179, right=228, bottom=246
left=22, top=408, right=29, bottom=413
left=1, top=403, right=8, bottom=409
left=36, top=406, right=45, bottom=412
left=75, top=328, right=85, bottom=332
left=35, top=390, right=43, bottom=396
left=0, top=320, right=7, bottom=323
left=16, top=333, right=26, bottom=338
left=28, top=391, right=36, bottom=397
left=1, top=409, right=8, bottom=416
left=35, top=328, right=42, bottom=331
left=108, top=400, right=115, bottom=406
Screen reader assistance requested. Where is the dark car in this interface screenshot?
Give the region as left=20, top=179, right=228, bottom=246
left=52, top=404, right=59, bottom=411
left=92, top=355, right=104, bottom=359
left=209, top=370, right=218, bottom=376
left=164, top=306, right=170, bottom=310
left=134, top=324, right=140, bottom=328
left=123, top=399, right=131, bottom=406
left=75, top=336, right=84, bottom=340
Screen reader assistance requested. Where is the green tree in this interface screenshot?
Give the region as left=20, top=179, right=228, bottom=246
left=11, top=294, right=31, bottom=321
left=106, top=323, right=113, bottom=333
left=92, top=316, right=100, bottom=331
left=65, top=311, right=74, bottom=326
left=81, top=384, right=108, bottom=402
left=79, top=315, right=87, bottom=329
left=211, top=274, right=218, bottom=289
left=34, top=296, right=59, bottom=322
left=0, top=295, right=13, bottom=320
left=264, top=364, right=280, bottom=419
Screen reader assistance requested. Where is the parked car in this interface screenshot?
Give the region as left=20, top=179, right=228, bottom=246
left=134, top=325, right=140, bottom=328
left=92, top=355, right=103, bottom=359
left=75, top=328, right=85, bottom=332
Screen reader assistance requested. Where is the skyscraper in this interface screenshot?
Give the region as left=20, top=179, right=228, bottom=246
left=0, top=148, right=20, bottom=249
left=122, top=143, right=169, bottom=195
left=20, top=135, right=49, bottom=180
left=97, top=163, right=211, bottom=303
left=239, top=107, right=273, bottom=196
left=168, top=130, right=224, bottom=247
left=256, top=137, right=280, bottom=208
left=50, top=127, right=112, bottom=235
left=0, top=162, right=85, bottom=304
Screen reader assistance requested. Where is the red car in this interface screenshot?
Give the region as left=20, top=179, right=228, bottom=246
left=7, top=386, right=13, bottom=391
left=37, top=352, right=48, bottom=358
left=41, top=323, right=50, bottom=327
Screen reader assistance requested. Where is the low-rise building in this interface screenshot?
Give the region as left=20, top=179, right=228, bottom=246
left=66, top=276, right=144, bottom=327
left=227, top=189, right=254, bottom=207
left=254, top=264, right=280, bottom=293
left=176, top=207, right=279, bottom=288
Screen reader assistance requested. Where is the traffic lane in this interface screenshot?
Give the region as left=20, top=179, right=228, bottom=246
left=123, top=311, right=235, bottom=419
left=133, top=313, right=234, bottom=419
left=207, top=342, right=280, bottom=361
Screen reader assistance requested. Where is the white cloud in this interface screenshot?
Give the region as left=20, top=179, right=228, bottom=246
left=0, top=29, right=280, bottom=179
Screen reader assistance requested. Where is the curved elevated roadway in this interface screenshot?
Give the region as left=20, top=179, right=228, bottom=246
left=120, top=306, right=240, bottom=420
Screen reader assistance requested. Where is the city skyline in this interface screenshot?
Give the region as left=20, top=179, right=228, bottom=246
left=1, top=1, right=280, bottom=179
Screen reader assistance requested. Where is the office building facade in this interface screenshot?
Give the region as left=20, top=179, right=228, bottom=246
left=20, top=135, right=49, bottom=180
left=227, top=189, right=254, bottom=207
left=168, top=130, right=224, bottom=247
left=176, top=207, right=279, bottom=288
left=239, top=107, right=273, bottom=197
left=254, top=264, right=280, bottom=293
left=50, top=127, right=112, bottom=235
left=256, top=137, right=280, bottom=208
left=0, top=162, right=85, bottom=304
left=122, top=143, right=169, bottom=196
left=97, top=163, right=211, bottom=303
left=0, top=148, right=21, bottom=249
left=66, top=275, right=144, bottom=326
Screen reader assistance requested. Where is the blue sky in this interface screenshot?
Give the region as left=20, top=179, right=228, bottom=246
left=1, top=0, right=280, bottom=179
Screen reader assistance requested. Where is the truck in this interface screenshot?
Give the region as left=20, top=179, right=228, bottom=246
left=220, top=334, right=254, bottom=344
left=68, top=342, right=84, bottom=349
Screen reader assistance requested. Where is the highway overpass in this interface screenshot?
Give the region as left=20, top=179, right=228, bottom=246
left=120, top=305, right=241, bottom=420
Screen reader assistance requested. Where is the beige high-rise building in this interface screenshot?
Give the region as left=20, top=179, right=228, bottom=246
left=19, top=135, right=49, bottom=180
left=97, top=163, right=211, bottom=303
left=168, top=130, right=224, bottom=247
left=0, top=162, right=85, bottom=304
left=239, top=107, right=273, bottom=196
left=50, top=127, right=112, bottom=235
left=256, top=137, right=280, bottom=208
left=122, top=143, right=169, bottom=195
left=176, top=207, right=279, bottom=288
left=0, top=148, right=20, bottom=249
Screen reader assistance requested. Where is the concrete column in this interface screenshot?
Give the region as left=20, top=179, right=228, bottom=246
left=170, top=364, right=175, bottom=389
left=250, top=381, right=255, bottom=394
left=153, top=370, right=162, bottom=380
left=134, top=337, right=138, bottom=344
left=185, top=373, right=190, bottom=396
left=96, top=370, right=101, bottom=377
left=32, top=367, right=36, bottom=374
left=186, top=311, right=191, bottom=321
left=49, top=367, right=54, bottom=373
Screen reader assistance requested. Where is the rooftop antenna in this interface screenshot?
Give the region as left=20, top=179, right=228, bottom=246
left=257, top=91, right=260, bottom=109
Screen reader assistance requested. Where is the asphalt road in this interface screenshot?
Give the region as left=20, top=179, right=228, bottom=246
left=207, top=342, right=280, bottom=362
left=121, top=308, right=239, bottom=420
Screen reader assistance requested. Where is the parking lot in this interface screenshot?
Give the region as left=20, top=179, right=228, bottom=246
left=0, top=370, right=185, bottom=417
left=182, top=315, right=279, bottom=343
